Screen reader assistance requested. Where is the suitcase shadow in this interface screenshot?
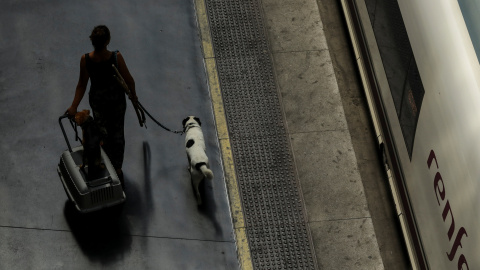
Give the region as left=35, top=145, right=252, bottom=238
left=63, top=201, right=132, bottom=264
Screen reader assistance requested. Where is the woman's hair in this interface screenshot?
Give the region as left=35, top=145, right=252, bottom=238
left=89, top=25, right=110, bottom=51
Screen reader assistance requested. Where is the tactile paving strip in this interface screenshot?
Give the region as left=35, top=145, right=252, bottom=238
left=204, top=0, right=317, bottom=268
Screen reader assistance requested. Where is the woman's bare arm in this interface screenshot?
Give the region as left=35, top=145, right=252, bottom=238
left=67, top=55, right=89, bottom=115
left=117, top=52, right=136, bottom=100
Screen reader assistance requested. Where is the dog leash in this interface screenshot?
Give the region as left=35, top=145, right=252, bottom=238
left=112, top=64, right=184, bottom=135
left=136, top=101, right=185, bottom=135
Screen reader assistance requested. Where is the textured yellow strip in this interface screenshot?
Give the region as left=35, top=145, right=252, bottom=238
left=217, top=133, right=244, bottom=228
left=194, top=1, right=253, bottom=269
left=235, top=228, right=253, bottom=269
left=194, top=0, right=214, bottom=59
left=205, top=59, right=229, bottom=140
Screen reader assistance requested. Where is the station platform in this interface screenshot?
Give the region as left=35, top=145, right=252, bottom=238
left=0, top=0, right=410, bottom=269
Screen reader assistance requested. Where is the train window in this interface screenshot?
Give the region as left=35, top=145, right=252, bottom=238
left=365, top=0, right=425, bottom=158
left=458, top=0, right=480, bottom=65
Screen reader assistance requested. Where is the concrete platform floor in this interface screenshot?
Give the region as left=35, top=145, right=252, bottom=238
left=261, top=0, right=411, bottom=268
left=0, top=1, right=238, bottom=269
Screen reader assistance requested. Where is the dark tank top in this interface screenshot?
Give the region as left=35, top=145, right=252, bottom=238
left=86, top=51, right=125, bottom=106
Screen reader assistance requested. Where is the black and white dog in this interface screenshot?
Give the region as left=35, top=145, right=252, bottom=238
left=182, top=116, right=214, bottom=205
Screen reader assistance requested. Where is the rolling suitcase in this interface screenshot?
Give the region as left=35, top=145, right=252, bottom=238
left=57, top=115, right=125, bottom=213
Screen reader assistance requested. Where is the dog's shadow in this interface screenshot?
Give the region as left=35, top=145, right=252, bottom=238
left=195, top=176, right=223, bottom=237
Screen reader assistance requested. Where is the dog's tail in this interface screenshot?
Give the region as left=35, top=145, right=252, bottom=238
left=196, top=162, right=213, bottom=180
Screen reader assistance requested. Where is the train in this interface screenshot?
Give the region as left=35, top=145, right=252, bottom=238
left=341, top=0, right=479, bottom=269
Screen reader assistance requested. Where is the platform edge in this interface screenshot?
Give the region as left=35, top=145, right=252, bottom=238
left=193, top=0, right=254, bottom=269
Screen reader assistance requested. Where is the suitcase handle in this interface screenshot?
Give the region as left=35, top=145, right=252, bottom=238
left=59, top=114, right=81, bottom=153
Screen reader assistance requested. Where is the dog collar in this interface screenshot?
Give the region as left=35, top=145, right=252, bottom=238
left=184, top=123, right=198, bottom=132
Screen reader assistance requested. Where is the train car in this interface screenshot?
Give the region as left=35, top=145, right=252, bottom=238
left=341, top=0, right=480, bottom=269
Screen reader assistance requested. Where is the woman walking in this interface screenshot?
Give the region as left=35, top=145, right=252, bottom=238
left=67, top=25, right=137, bottom=188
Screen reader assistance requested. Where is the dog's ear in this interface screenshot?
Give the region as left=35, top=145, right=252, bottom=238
left=182, top=117, right=189, bottom=127
left=194, top=117, right=201, bottom=126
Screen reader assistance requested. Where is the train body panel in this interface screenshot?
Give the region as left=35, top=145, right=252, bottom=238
left=389, top=0, right=480, bottom=268
left=342, top=0, right=480, bottom=268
